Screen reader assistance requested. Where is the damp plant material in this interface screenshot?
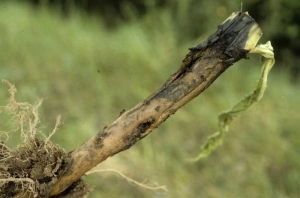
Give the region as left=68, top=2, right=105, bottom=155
left=188, top=41, right=275, bottom=162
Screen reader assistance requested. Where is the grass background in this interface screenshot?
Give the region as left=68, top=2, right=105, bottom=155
left=0, top=2, right=299, bottom=198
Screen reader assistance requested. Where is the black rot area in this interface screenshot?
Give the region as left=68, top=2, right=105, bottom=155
left=123, top=119, right=155, bottom=149
left=155, top=83, right=189, bottom=102
left=155, top=106, right=160, bottom=112
left=94, top=130, right=110, bottom=149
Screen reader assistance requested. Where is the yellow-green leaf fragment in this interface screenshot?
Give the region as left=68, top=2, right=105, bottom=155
left=188, top=41, right=275, bottom=162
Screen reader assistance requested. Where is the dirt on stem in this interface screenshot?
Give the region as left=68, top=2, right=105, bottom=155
left=0, top=80, right=88, bottom=198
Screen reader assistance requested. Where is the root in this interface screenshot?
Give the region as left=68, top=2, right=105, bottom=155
left=86, top=169, right=168, bottom=192
left=0, top=80, right=73, bottom=197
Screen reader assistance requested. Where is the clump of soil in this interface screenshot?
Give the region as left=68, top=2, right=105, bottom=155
left=0, top=139, right=69, bottom=197
left=0, top=80, right=88, bottom=197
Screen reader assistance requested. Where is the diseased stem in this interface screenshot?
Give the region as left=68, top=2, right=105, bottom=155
left=50, top=11, right=262, bottom=196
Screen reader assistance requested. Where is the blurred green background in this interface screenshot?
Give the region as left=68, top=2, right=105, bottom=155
left=0, top=0, right=299, bottom=197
